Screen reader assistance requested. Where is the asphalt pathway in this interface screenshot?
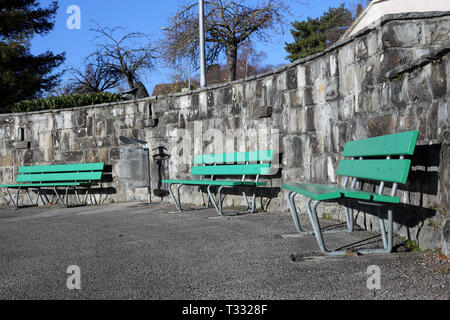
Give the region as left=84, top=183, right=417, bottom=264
left=0, top=202, right=448, bottom=300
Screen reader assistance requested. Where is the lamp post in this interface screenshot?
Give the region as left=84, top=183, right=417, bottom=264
left=162, top=0, right=207, bottom=89
left=199, top=0, right=207, bottom=88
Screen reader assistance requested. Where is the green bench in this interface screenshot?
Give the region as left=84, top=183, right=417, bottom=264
left=162, top=150, right=276, bottom=215
left=282, top=130, right=418, bottom=255
left=0, top=163, right=104, bottom=208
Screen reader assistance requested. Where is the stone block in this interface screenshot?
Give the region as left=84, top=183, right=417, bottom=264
left=84, top=148, right=108, bottom=163
left=163, top=111, right=179, bottom=125
left=325, top=78, right=338, bottom=101
left=81, top=137, right=97, bottom=150
left=60, top=151, right=83, bottom=163
left=303, top=87, right=314, bottom=106
left=429, top=61, right=447, bottom=99
left=283, top=135, right=303, bottom=168
left=367, top=114, right=396, bottom=137
left=443, top=219, right=450, bottom=258
left=286, top=68, right=297, bottom=90
left=253, top=106, right=273, bottom=119
left=190, top=94, right=199, bottom=108
left=207, top=91, right=215, bottom=107
left=380, top=48, right=413, bottom=79
left=355, top=38, right=368, bottom=61
left=151, top=101, right=164, bottom=119
left=422, top=19, right=450, bottom=46
left=220, top=86, right=233, bottom=105
left=145, top=119, right=158, bottom=127
left=382, top=22, right=422, bottom=49
left=12, top=141, right=29, bottom=149
left=0, top=152, right=12, bottom=166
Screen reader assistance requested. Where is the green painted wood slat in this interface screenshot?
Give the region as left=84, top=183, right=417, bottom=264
left=190, top=163, right=272, bottom=175
left=282, top=183, right=341, bottom=201
left=0, top=182, right=98, bottom=188
left=336, top=159, right=411, bottom=184
left=16, top=171, right=103, bottom=183
left=193, top=150, right=273, bottom=164
left=342, top=131, right=418, bottom=157
left=161, top=179, right=266, bottom=186
left=18, top=163, right=104, bottom=174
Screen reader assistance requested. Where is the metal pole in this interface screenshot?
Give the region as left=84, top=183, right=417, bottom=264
left=199, top=0, right=207, bottom=88
left=145, top=147, right=152, bottom=203
left=188, top=58, right=191, bottom=90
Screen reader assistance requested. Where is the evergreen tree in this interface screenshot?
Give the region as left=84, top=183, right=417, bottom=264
left=285, top=3, right=353, bottom=62
left=0, top=0, right=65, bottom=113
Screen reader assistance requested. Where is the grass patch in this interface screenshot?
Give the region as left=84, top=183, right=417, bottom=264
left=404, top=240, right=421, bottom=252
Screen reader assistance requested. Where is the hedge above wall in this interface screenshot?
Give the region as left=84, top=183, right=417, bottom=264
left=10, top=92, right=123, bottom=113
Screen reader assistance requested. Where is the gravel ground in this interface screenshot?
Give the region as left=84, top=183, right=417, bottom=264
left=0, top=202, right=448, bottom=300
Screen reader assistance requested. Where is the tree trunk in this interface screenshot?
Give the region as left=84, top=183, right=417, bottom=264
left=126, top=74, right=135, bottom=89
left=226, top=44, right=238, bottom=82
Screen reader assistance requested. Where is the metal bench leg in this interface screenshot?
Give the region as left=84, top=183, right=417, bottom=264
left=53, top=187, right=67, bottom=207
left=32, top=188, right=44, bottom=206
left=65, top=186, right=70, bottom=206
left=49, top=193, right=55, bottom=204
left=168, top=183, right=183, bottom=211
left=83, top=188, right=90, bottom=204
left=73, top=188, right=82, bottom=205
left=242, top=191, right=249, bottom=211
left=307, top=200, right=347, bottom=256
left=344, top=204, right=354, bottom=232
left=357, top=207, right=393, bottom=255
left=90, top=192, right=97, bottom=205
left=307, top=200, right=394, bottom=256
left=376, top=206, right=388, bottom=249
left=33, top=188, right=40, bottom=205
left=207, top=185, right=256, bottom=216
left=287, top=192, right=312, bottom=235
left=288, top=193, right=351, bottom=236
left=243, top=188, right=257, bottom=213
left=40, top=190, right=50, bottom=205
left=207, top=185, right=223, bottom=215
left=6, top=187, right=19, bottom=209
left=25, top=188, right=35, bottom=206
left=199, top=188, right=210, bottom=208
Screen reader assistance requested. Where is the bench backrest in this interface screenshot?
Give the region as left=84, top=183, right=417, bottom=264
left=337, top=131, right=418, bottom=184
left=16, top=163, right=104, bottom=183
left=190, top=150, right=274, bottom=176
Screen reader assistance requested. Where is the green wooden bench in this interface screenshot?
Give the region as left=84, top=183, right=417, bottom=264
left=162, top=150, right=276, bottom=215
left=282, top=130, right=418, bottom=255
left=0, top=163, right=104, bottom=208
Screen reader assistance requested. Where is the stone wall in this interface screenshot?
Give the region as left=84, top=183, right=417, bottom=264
left=0, top=12, right=449, bottom=256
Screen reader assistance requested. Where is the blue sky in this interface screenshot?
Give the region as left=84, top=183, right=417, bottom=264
left=31, top=0, right=359, bottom=94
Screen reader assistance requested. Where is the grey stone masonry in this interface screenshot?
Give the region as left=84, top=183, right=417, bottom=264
left=0, top=12, right=449, bottom=257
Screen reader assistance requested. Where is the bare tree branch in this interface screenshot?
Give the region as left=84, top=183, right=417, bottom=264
left=160, top=0, right=291, bottom=82
left=89, top=22, right=157, bottom=89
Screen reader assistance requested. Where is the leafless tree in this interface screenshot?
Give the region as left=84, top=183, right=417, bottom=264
left=161, top=0, right=289, bottom=82
left=90, top=23, right=157, bottom=89
left=68, top=53, right=121, bottom=93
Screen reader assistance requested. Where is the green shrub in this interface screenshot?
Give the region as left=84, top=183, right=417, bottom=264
left=11, top=92, right=123, bottom=113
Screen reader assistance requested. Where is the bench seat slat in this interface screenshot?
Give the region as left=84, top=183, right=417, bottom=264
left=16, top=171, right=103, bottom=183
left=0, top=182, right=98, bottom=188
left=282, top=183, right=341, bottom=200
left=321, top=185, right=400, bottom=204
left=162, top=179, right=266, bottom=186
left=18, top=163, right=104, bottom=174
